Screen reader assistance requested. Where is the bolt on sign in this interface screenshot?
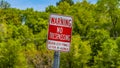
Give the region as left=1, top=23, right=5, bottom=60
left=47, top=14, right=73, bottom=52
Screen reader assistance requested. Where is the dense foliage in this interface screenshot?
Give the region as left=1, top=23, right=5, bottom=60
left=1, top=0, right=120, bottom=68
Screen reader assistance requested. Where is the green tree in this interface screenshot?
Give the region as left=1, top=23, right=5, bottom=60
left=46, top=5, right=61, bottom=13
left=0, top=39, right=27, bottom=68
left=96, top=0, right=120, bottom=39
left=60, top=35, right=91, bottom=68
left=56, top=0, right=74, bottom=6
left=94, top=39, right=118, bottom=68
left=0, top=0, right=10, bottom=9
left=87, top=29, right=110, bottom=66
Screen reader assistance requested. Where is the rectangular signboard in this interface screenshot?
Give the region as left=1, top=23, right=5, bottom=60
left=47, top=14, right=73, bottom=52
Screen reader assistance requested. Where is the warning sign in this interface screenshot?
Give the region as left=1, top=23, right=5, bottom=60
left=47, top=14, right=73, bottom=52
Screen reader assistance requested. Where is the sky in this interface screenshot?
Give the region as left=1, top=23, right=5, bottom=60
left=5, top=0, right=97, bottom=11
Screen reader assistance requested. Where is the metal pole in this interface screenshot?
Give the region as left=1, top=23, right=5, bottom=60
left=22, top=16, right=26, bottom=25
left=53, top=51, right=60, bottom=68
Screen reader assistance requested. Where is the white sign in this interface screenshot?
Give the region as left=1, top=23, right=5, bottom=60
left=47, top=14, right=73, bottom=52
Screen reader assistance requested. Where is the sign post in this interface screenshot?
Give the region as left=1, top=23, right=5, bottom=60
left=53, top=51, right=60, bottom=68
left=47, top=14, right=73, bottom=68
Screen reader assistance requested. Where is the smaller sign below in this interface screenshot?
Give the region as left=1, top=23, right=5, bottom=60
left=48, top=40, right=70, bottom=52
